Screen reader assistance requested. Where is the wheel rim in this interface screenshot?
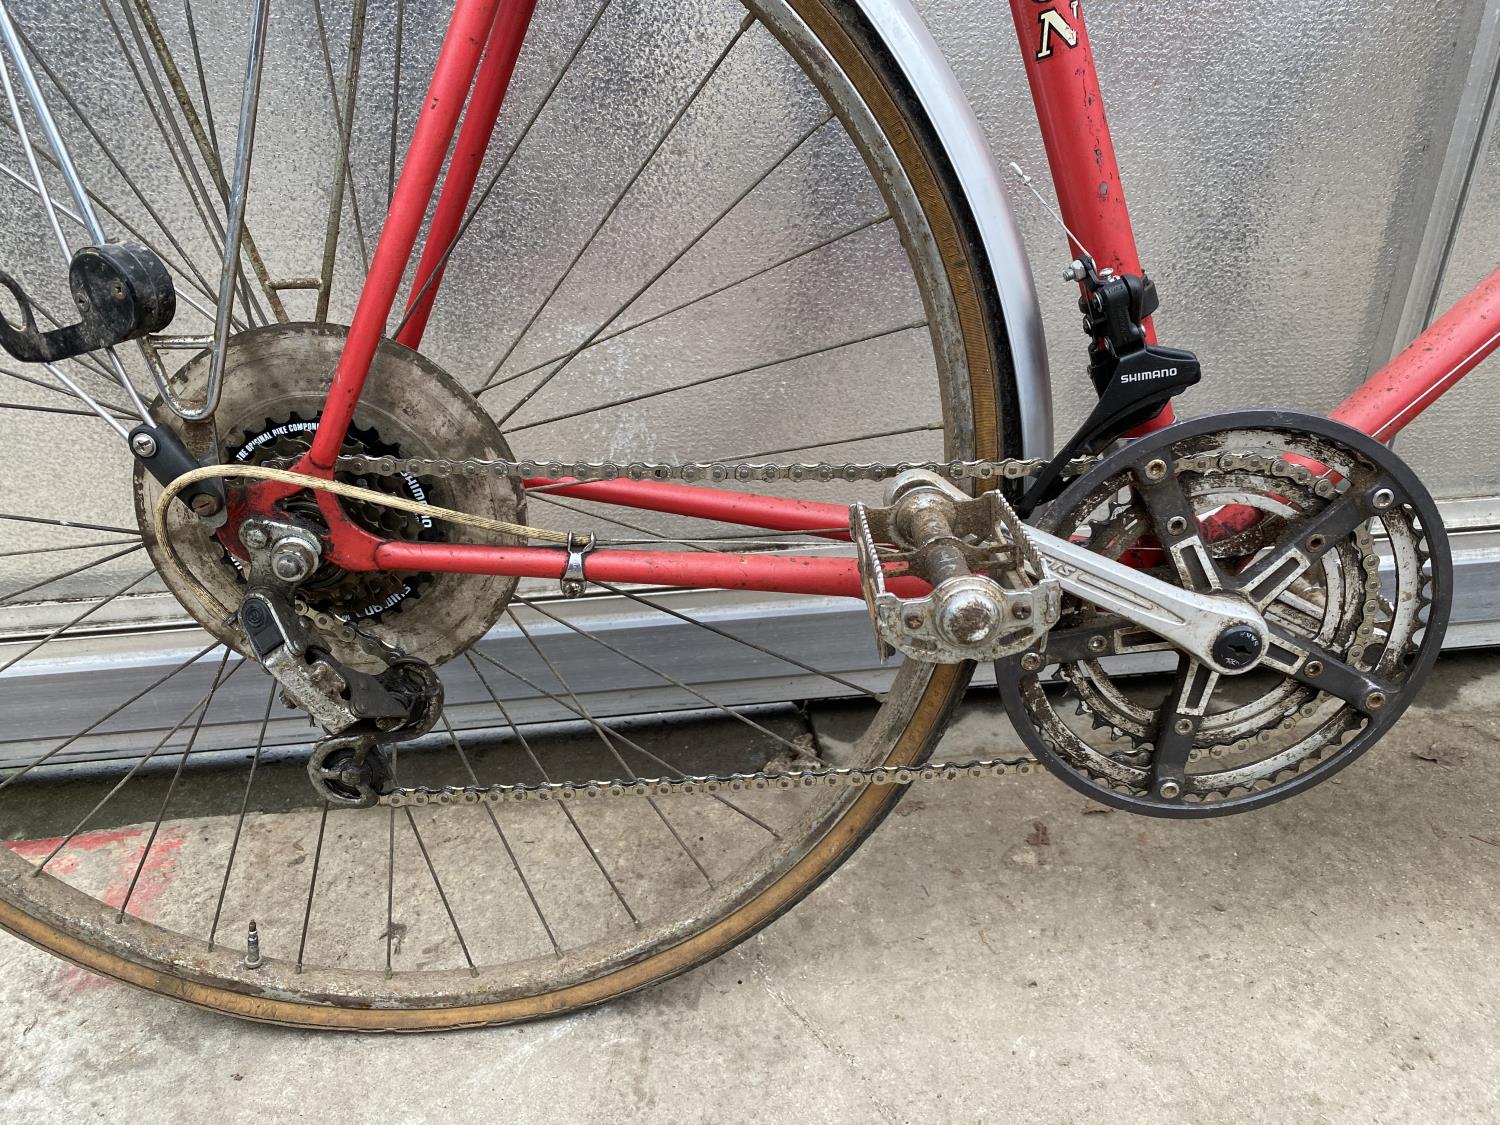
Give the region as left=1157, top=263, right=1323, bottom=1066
left=0, top=0, right=1006, bottom=1022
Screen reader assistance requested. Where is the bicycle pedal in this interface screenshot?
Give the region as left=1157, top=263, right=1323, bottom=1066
left=851, top=471, right=1060, bottom=664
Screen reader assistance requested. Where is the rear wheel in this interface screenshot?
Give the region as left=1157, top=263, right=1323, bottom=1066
left=0, top=0, right=1020, bottom=1027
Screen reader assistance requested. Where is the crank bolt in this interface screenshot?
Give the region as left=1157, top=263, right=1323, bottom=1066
left=1087, top=634, right=1109, bottom=655
left=1157, top=780, right=1182, bottom=800
left=240, top=526, right=270, bottom=550
left=1371, top=488, right=1396, bottom=511
left=1307, top=534, right=1327, bottom=553
left=1174, top=718, right=1194, bottom=736
left=1166, top=516, right=1189, bottom=536
left=1212, top=625, right=1264, bottom=671
left=242, top=920, right=262, bottom=970
left=1020, top=652, right=1044, bottom=674
left=1365, top=690, right=1387, bottom=711
left=129, top=431, right=158, bottom=458
left=1143, top=458, right=1169, bottom=482
left=1304, top=659, right=1324, bottom=677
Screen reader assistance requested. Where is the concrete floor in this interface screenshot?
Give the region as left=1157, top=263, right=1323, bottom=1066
left=0, top=654, right=1497, bottom=1124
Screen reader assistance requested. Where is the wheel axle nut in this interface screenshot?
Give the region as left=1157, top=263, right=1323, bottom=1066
left=270, top=540, right=320, bottom=584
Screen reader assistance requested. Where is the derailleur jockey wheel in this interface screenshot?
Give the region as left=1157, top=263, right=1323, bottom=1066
left=999, top=410, right=1452, bottom=818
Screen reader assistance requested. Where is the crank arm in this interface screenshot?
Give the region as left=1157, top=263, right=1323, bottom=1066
left=1028, top=528, right=1267, bottom=675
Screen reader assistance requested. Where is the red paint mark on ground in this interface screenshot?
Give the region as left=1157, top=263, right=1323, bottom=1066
left=5, top=826, right=187, bottom=993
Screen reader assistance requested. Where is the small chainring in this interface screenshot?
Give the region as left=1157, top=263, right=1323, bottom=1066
left=998, top=410, right=1452, bottom=818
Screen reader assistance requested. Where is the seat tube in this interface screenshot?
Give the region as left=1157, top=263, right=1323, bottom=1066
left=1009, top=0, right=1174, bottom=433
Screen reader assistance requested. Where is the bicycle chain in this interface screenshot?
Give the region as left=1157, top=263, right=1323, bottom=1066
left=294, top=452, right=1094, bottom=805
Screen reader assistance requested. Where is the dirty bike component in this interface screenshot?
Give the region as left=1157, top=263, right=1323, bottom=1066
left=0, top=241, right=175, bottom=363
left=999, top=411, right=1451, bottom=818
left=133, top=324, right=527, bottom=671
left=128, top=419, right=225, bottom=521
left=1019, top=255, right=1201, bottom=515
left=851, top=469, right=1059, bottom=662
left=306, top=735, right=392, bottom=810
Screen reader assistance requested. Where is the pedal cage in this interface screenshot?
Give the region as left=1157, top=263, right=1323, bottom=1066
left=852, top=473, right=1059, bottom=664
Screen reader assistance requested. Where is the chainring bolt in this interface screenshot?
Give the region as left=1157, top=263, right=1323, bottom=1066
left=1365, top=690, right=1387, bottom=711
left=1304, top=659, right=1324, bottom=677
left=1174, top=718, right=1194, bottom=736
left=1143, top=458, right=1169, bottom=482
left=1020, top=652, right=1044, bottom=673
left=1371, top=487, right=1396, bottom=511
left=1166, top=516, right=1188, bottom=536
left=1087, top=634, right=1109, bottom=654
left=1157, top=779, right=1182, bottom=800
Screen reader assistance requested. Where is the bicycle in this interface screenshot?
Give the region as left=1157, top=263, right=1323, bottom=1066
left=0, top=0, right=1460, bottom=1029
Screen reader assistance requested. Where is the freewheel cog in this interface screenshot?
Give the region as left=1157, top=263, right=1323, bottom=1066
left=134, top=322, right=526, bottom=670
left=997, top=410, right=1452, bottom=818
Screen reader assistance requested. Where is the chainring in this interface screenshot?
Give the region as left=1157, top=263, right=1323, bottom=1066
left=998, top=410, right=1452, bottom=818
left=133, top=322, right=526, bottom=671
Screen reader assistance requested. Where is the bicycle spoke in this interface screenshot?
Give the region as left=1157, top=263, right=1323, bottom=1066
left=472, top=644, right=778, bottom=838
left=385, top=0, right=404, bottom=210
left=180, top=0, right=222, bottom=172
left=483, top=111, right=835, bottom=407
left=0, top=512, right=140, bottom=537
left=403, top=806, right=478, bottom=974
left=482, top=213, right=894, bottom=394
left=725, top=422, right=944, bottom=462
left=0, top=640, right=221, bottom=791
left=11, top=27, right=239, bottom=318
left=124, top=0, right=284, bottom=321
left=521, top=596, right=817, bottom=757
left=312, top=0, right=371, bottom=320
left=509, top=611, right=713, bottom=885
left=441, top=716, right=561, bottom=957
left=0, top=366, right=133, bottom=419
left=0, top=541, right=145, bottom=605
left=117, top=649, right=237, bottom=918
left=506, top=320, right=927, bottom=433
left=207, top=679, right=276, bottom=950
left=294, top=802, right=330, bottom=972
left=464, top=651, right=639, bottom=925
left=389, top=0, right=617, bottom=340
left=486, top=15, right=756, bottom=419
left=32, top=653, right=233, bottom=872
left=0, top=567, right=153, bottom=677
left=596, top=581, right=879, bottom=699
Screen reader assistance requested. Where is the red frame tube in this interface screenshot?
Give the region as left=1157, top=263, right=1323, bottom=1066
left=227, top=0, right=1500, bottom=604
left=395, top=0, right=538, bottom=350
left=303, top=0, right=501, bottom=473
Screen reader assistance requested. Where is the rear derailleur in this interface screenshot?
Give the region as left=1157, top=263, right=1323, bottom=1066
left=235, top=515, right=440, bottom=809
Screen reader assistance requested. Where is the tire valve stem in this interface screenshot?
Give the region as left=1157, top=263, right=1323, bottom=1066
left=242, top=920, right=263, bottom=970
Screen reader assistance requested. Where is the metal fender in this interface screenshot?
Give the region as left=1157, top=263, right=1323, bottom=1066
left=851, top=0, right=1054, bottom=458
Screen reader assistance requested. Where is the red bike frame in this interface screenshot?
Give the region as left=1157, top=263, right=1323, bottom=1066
left=239, top=0, right=1500, bottom=601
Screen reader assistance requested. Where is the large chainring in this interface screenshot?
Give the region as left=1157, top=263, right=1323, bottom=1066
left=133, top=322, right=526, bottom=670
left=997, top=410, right=1452, bottom=818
